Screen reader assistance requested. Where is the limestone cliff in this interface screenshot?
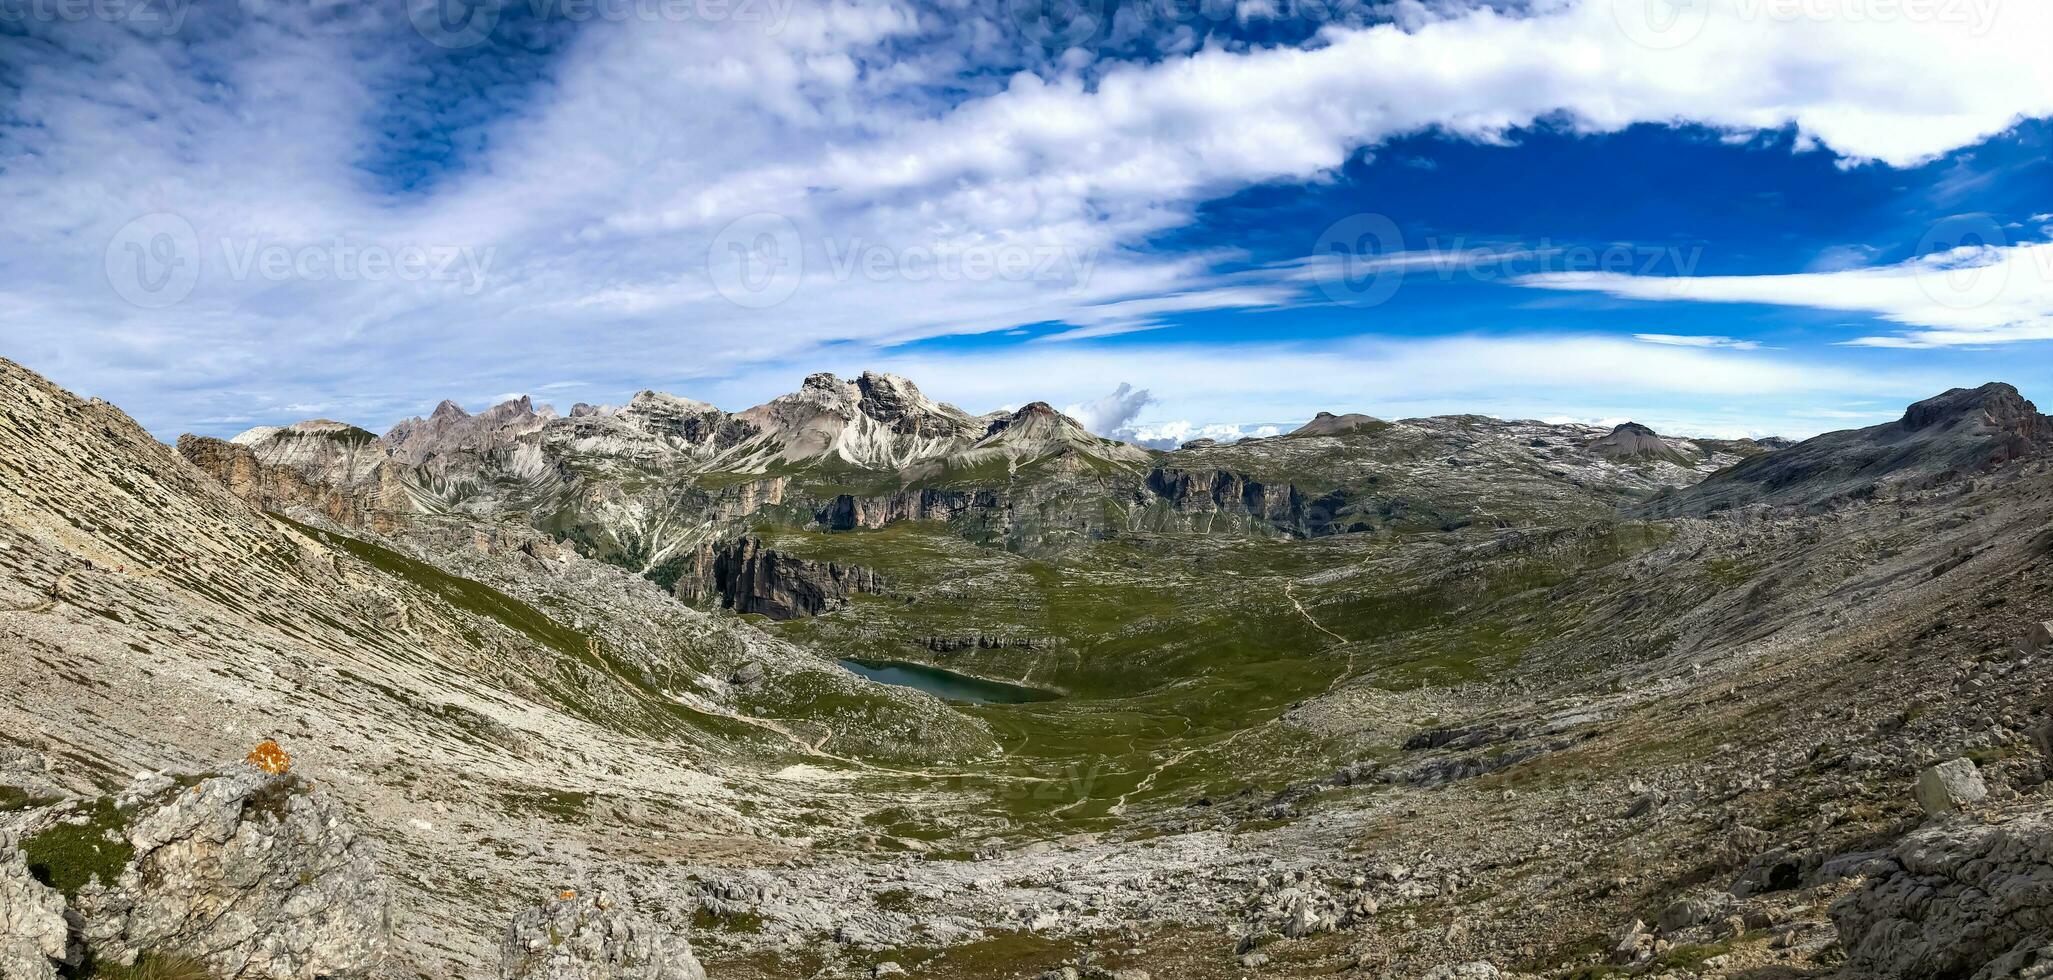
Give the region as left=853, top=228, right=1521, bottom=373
left=676, top=536, right=885, bottom=619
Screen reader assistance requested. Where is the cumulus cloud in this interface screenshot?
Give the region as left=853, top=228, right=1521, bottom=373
left=1123, top=421, right=1284, bottom=450
left=3, top=0, right=2050, bottom=432
left=1064, top=383, right=1156, bottom=437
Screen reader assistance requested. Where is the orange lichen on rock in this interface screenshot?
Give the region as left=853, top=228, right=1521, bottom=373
left=558, top=889, right=578, bottom=901
left=246, top=739, right=293, bottom=775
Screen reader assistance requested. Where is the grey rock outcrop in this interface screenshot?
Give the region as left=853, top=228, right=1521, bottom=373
left=1137, top=468, right=1363, bottom=537
left=499, top=890, right=705, bottom=980
left=1288, top=412, right=1382, bottom=438
left=0, top=831, right=69, bottom=980
left=178, top=433, right=405, bottom=532
left=1915, top=758, right=1989, bottom=816
left=1832, top=807, right=2053, bottom=978
left=75, top=769, right=390, bottom=979
left=1588, top=422, right=1687, bottom=463
left=1657, top=889, right=1735, bottom=933
left=818, top=488, right=1003, bottom=531
left=678, top=537, right=885, bottom=619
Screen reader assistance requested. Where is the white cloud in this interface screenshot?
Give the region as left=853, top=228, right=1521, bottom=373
left=1525, top=241, right=2053, bottom=348
left=1064, top=383, right=1157, bottom=436
left=1123, top=420, right=1285, bottom=450
left=3, top=0, right=2050, bottom=432
left=1633, top=334, right=1762, bottom=350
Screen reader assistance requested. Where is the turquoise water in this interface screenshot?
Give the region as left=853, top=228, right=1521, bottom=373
left=838, top=658, right=1057, bottom=705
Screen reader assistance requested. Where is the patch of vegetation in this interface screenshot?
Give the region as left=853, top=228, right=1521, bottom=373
left=23, top=796, right=134, bottom=900
left=1655, top=942, right=1731, bottom=971
left=0, top=783, right=57, bottom=812
left=873, top=888, right=918, bottom=912
left=502, top=789, right=592, bottom=824
left=72, top=952, right=218, bottom=980
left=692, top=905, right=766, bottom=934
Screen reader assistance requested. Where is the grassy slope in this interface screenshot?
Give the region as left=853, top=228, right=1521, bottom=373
left=748, top=517, right=1671, bottom=832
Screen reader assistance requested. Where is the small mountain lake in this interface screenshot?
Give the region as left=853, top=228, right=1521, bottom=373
left=838, top=658, right=1057, bottom=705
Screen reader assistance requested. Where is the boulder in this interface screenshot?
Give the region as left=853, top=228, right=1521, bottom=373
left=1658, top=889, right=1736, bottom=933
left=73, top=768, right=390, bottom=978
left=1915, top=758, right=1989, bottom=816
left=1832, top=806, right=2053, bottom=978
left=500, top=890, right=705, bottom=980
left=0, top=831, right=71, bottom=980
left=1611, top=919, right=1654, bottom=965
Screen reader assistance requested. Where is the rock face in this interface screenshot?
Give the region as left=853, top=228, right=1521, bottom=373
left=1832, top=807, right=2053, bottom=978
left=177, top=434, right=403, bottom=531
left=1138, top=468, right=1361, bottom=537
left=817, top=488, right=1003, bottom=531
left=0, top=831, right=70, bottom=980
left=1914, top=758, right=1989, bottom=816
left=499, top=891, right=705, bottom=980
left=74, top=770, right=391, bottom=979
left=678, top=537, right=884, bottom=619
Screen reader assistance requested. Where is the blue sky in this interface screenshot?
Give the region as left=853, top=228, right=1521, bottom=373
left=3, top=0, right=2050, bottom=445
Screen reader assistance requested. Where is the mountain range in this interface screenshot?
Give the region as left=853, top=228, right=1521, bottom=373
left=4, top=357, right=2053, bottom=980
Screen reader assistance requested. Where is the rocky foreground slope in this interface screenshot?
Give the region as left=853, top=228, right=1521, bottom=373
left=6, top=360, right=2053, bottom=980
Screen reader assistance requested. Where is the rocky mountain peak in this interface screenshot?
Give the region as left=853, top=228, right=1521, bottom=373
left=1653, top=381, right=2050, bottom=514
left=481, top=394, right=536, bottom=421
left=429, top=398, right=470, bottom=421
left=852, top=371, right=945, bottom=426
left=386, top=394, right=550, bottom=466
left=228, top=425, right=281, bottom=446
left=1289, top=412, right=1383, bottom=438
left=981, top=401, right=1070, bottom=438
left=1901, top=382, right=2040, bottom=436
left=1589, top=421, right=1681, bottom=462
left=624, top=389, right=719, bottom=417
